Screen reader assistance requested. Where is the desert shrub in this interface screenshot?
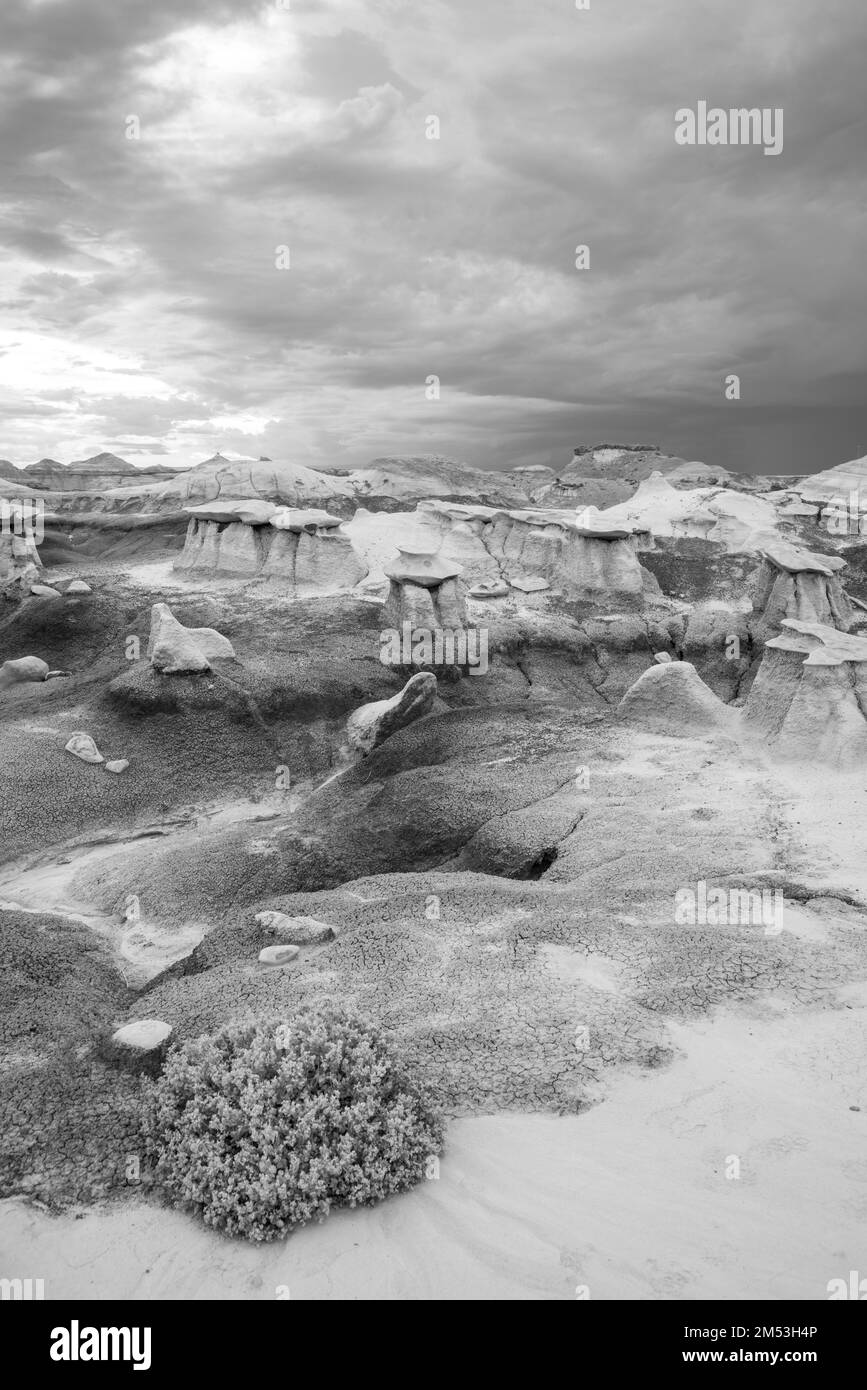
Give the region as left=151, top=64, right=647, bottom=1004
left=142, top=1004, right=444, bottom=1241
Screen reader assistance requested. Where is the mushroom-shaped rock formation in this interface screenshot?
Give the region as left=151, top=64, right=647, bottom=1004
left=147, top=601, right=235, bottom=673
left=346, top=670, right=438, bottom=754
left=0, top=656, right=49, bottom=689
left=617, top=661, right=734, bottom=736
left=175, top=502, right=365, bottom=594
left=744, top=619, right=867, bottom=764
left=752, top=543, right=852, bottom=639
left=383, top=547, right=467, bottom=632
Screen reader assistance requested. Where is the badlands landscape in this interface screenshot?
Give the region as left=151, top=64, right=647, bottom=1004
left=2, top=441, right=867, bottom=1301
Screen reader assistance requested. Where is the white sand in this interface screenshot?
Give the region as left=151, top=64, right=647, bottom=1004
left=2, top=999, right=863, bottom=1301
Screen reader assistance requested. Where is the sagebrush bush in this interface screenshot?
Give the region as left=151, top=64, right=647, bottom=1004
left=142, top=1004, right=444, bottom=1241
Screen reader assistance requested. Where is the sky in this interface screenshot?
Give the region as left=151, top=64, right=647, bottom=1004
left=1, top=0, right=866, bottom=477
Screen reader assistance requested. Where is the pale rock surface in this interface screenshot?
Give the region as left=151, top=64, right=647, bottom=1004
left=617, top=661, right=734, bottom=735
left=30, top=583, right=61, bottom=597
left=112, top=1020, right=172, bottom=1051
left=745, top=623, right=867, bottom=765
left=105, top=760, right=130, bottom=774
left=258, top=945, right=300, bottom=966
left=65, top=731, right=104, bottom=763
left=254, top=911, right=336, bottom=944
left=0, top=656, right=49, bottom=688
left=346, top=671, right=437, bottom=754
left=147, top=602, right=235, bottom=673
left=64, top=579, right=92, bottom=594
left=184, top=499, right=277, bottom=525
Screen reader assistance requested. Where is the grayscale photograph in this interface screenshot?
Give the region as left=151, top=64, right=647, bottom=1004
left=0, top=0, right=865, bottom=1337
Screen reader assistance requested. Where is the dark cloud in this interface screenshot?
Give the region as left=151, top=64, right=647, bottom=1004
left=0, top=0, right=865, bottom=473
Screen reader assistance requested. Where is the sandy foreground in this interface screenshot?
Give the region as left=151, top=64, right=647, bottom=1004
left=2, top=998, right=864, bottom=1301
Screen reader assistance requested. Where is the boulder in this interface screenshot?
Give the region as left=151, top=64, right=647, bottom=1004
left=65, top=731, right=104, bottom=763
left=147, top=602, right=235, bottom=673
left=0, top=656, right=49, bottom=689
left=105, top=759, right=129, bottom=774
left=346, top=671, right=438, bottom=754
left=30, top=583, right=61, bottom=597
left=64, top=579, right=92, bottom=594
left=105, top=1019, right=173, bottom=1074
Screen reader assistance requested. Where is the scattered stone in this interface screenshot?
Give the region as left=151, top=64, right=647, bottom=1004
left=0, top=656, right=49, bottom=689
left=105, top=759, right=129, bottom=774
left=346, top=671, right=437, bottom=754
left=258, top=945, right=300, bottom=966
left=64, top=580, right=92, bottom=595
left=64, top=731, right=104, bottom=763
left=104, top=1019, right=173, bottom=1074
left=469, top=581, right=509, bottom=599
left=30, top=583, right=61, bottom=597
left=510, top=575, right=550, bottom=593
left=255, top=911, right=336, bottom=944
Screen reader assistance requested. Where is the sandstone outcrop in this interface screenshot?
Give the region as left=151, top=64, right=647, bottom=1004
left=617, top=661, right=734, bottom=735
left=415, top=500, right=648, bottom=601
left=147, top=602, right=235, bottom=673
left=346, top=671, right=438, bottom=754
